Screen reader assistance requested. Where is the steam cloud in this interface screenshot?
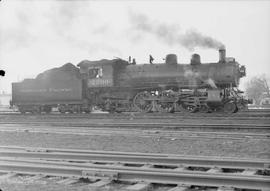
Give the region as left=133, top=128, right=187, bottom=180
left=183, top=67, right=218, bottom=88
left=129, top=12, right=224, bottom=51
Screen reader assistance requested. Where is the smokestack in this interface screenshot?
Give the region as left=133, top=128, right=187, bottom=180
left=219, top=47, right=226, bottom=63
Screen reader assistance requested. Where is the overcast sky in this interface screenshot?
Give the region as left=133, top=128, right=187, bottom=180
left=0, top=0, right=270, bottom=93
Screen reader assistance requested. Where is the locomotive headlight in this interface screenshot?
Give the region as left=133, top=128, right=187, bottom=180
left=239, top=65, right=246, bottom=77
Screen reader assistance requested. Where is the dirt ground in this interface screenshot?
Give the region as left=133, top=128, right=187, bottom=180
left=0, top=130, right=269, bottom=159
left=0, top=179, right=126, bottom=191
left=0, top=113, right=269, bottom=191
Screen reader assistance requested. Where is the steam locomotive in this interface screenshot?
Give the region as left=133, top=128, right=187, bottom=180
left=12, top=48, right=250, bottom=114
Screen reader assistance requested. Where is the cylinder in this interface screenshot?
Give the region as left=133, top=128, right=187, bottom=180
left=165, top=54, right=177, bottom=65
left=219, top=47, right=226, bottom=63
left=190, top=54, right=201, bottom=65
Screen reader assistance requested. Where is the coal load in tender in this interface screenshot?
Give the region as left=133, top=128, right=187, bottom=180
left=36, top=63, right=81, bottom=81
left=12, top=63, right=83, bottom=105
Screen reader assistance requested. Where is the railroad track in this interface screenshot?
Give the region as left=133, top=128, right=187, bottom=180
left=0, top=113, right=269, bottom=120
left=0, top=109, right=269, bottom=118
left=0, top=122, right=269, bottom=132
left=0, top=146, right=269, bottom=190
left=1, top=113, right=269, bottom=129
left=0, top=124, right=269, bottom=140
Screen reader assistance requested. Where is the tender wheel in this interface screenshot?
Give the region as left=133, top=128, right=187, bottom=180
left=19, top=108, right=26, bottom=114
left=43, top=106, right=52, bottom=114
left=58, top=106, right=66, bottom=114
left=199, top=105, right=210, bottom=113
left=224, top=102, right=238, bottom=113
left=18, top=106, right=26, bottom=114
left=32, top=106, right=41, bottom=114
left=133, top=92, right=153, bottom=113
left=83, top=108, right=91, bottom=114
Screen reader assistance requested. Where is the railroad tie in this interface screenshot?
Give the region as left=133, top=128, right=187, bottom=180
left=111, top=162, right=125, bottom=167
left=81, top=169, right=118, bottom=180
left=124, top=182, right=151, bottom=191
left=167, top=185, right=189, bottom=191
left=173, top=165, right=187, bottom=171
left=206, top=167, right=222, bottom=173
left=240, top=169, right=257, bottom=176
left=56, top=177, right=78, bottom=185
left=217, top=186, right=235, bottom=191
left=24, top=174, right=46, bottom=182
left=140, top=164, right=154, bottom=169
left=87, top=180, right=111, bottom=188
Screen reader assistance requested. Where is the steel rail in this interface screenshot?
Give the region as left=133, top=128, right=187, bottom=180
left=0, top=122, right=269, bottom=129
left=2, top=124, right=270, bottom=136
left=0, top=111, right=269, bottom=116
left=0, top=148, right=269, bottom=169
left=0, top=108, right=269, bottom=113
left=0, top=113, right=269, bottom=120
left=0, top=160, right=269, bottom=189
left=0, top=157, right=258, bottom=175
left=0, top=157, right=268, bottom=177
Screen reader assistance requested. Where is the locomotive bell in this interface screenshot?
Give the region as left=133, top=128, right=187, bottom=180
left=190, top=54, right=201, bottom=65
left=165, top=54, right=177, bottom=65
left=219, top=47, right=226, bottom=63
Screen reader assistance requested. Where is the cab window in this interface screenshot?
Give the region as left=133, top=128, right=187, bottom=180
left=88, top=67, right=102, bottom=79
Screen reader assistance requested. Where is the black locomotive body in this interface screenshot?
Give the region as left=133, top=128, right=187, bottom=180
left=11, top=48, right=250, bottom=113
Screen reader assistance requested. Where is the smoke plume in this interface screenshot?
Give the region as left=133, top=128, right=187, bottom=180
left=129, top=12, right=224, bottom=51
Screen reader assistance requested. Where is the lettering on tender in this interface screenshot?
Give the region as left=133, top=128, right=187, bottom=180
left=21, top=88, right=72, bottom=93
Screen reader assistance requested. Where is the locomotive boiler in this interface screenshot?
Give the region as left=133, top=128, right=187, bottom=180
left=11, top=48, right=250, bottom=114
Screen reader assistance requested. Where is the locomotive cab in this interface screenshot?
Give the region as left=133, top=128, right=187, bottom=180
left=78, top=59, right=129, bottom=88
left=87, top=65, right=113, bottom=87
